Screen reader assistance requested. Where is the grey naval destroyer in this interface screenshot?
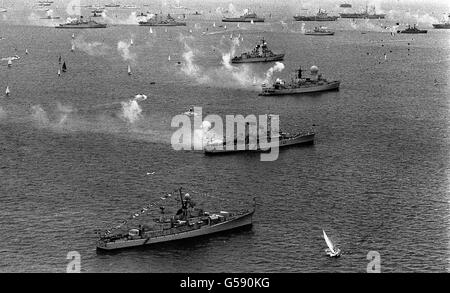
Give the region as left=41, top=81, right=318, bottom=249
left=204, top=115, right=315, bottom=154
left=222, top=11, right=265, bottom=22
left=56, top=16, right=107, bottom=28
left=231, top=38, right=284, bottom=63
left=259, top=65, right=340, bottom=96
left=138, top=13, right=186, bottom=26
left=97, top=189, right=254, bottom=250
left=293, top=9, right=339, bottom=21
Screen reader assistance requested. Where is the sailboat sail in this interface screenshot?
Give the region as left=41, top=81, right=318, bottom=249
left=127, top=65, right=131, bottom=75
left=323, top=230, right=335, bottom=253
left=5, top=86, right=10, bottom=95
left=62, top=62, right=67, bottom=72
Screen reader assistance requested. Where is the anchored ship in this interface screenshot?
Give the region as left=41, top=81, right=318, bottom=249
left=293, top=9, right=338, bottom=21
left=138, top=13, right=186, bottom=26
left=204, top=115, right=315, bottom=154
left=304, top=26, right=335, bottom=35
left=41, top=15, right=61, bottom=19
left=339, top=5, right=385, bottom=19
left=96, top=188, right=255, bottom=250
left=105, top=3, right=120, bottom=8
left=259, top=65, right=340, bottom=96
left=397, top=24, right=427, bottom=34
left=222, top=11, right=265, bottom=22
left=432, top=14, right=450, bottom=29
left=55, top=16, right=107, bottom=29
left=231, top=38, right=284, bottom=63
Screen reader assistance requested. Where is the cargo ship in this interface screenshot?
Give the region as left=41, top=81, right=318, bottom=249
left=339, top=5, right=385, bottom=19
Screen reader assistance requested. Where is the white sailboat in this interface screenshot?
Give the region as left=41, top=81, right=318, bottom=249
left=71, top=43, right=75, bottom=52
left=149, top=27, right=153, bottom=34
left=127, top=64, right=132, bottom=75
left=58, top=69, right=61, bottom=76
left=7, top=59, right=12, bottom=67
left=72, top=33, right=75, bottom=39
left=25, top=49, right=29, bottom=54
left=168, top=55, right=171, bottom=61
left=0, top=0, right=7, bottom=12
left=323, top=230, right=341, bottom=257
left=130, top=39, right=134, bottom=46
left=5, top=86, right=10, bottom=96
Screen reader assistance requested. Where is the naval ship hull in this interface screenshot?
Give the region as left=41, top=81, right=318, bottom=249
left=397, top=29, right=427, bottom=34
left=304, top=31, right=335, bottom=35
left=231, top=54, right=285, bottom=63
left=204, top=133, right=315, bottom=154
left=222, top=18, right=265, bottom=23
left=56, top=24, right=107, bottom=29
left=259, top=81, right=340, bottom=96
left=339, top=13, right=385, bottom=19
left=138, top=22, right=186, bottom=26
left=433, top=23, right=450, bottom=29
left=293, top=16, right=338, bottom=21
left=96, top=211, right=253, bottom=250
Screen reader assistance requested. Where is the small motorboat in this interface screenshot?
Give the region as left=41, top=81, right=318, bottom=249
left=323, top=230, right=341, bottom=257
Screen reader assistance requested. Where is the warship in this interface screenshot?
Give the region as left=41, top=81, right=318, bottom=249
left=96, top=188, right=255, bottom=250
left=40, top=15, right=61, bottom=19
left=222, top=11, right=265, bottom=22
left=259, top=65, right=340, bottom=96
left=304, top=26, right=335, bottom=35
left=339, top=5, right=385, bottom=19
left=432, top=15, right=450, bottom=29
left=231, top=38, right=284, bottom=63
left=204, top=115, right=315, bottom=154
left=55, top=16, right=107, bottom=29
left=293, top=9, right=339, bottom=21
left=397, top=24, right=427, bottom=34
left=138, top=13, right=186, bottom=26
left=105, top=3, right=120, bottom=8
left=433, top=22, right=450, bottom=29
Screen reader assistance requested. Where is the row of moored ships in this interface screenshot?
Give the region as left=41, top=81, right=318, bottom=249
left=55, top=13, right=187, bottom=28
